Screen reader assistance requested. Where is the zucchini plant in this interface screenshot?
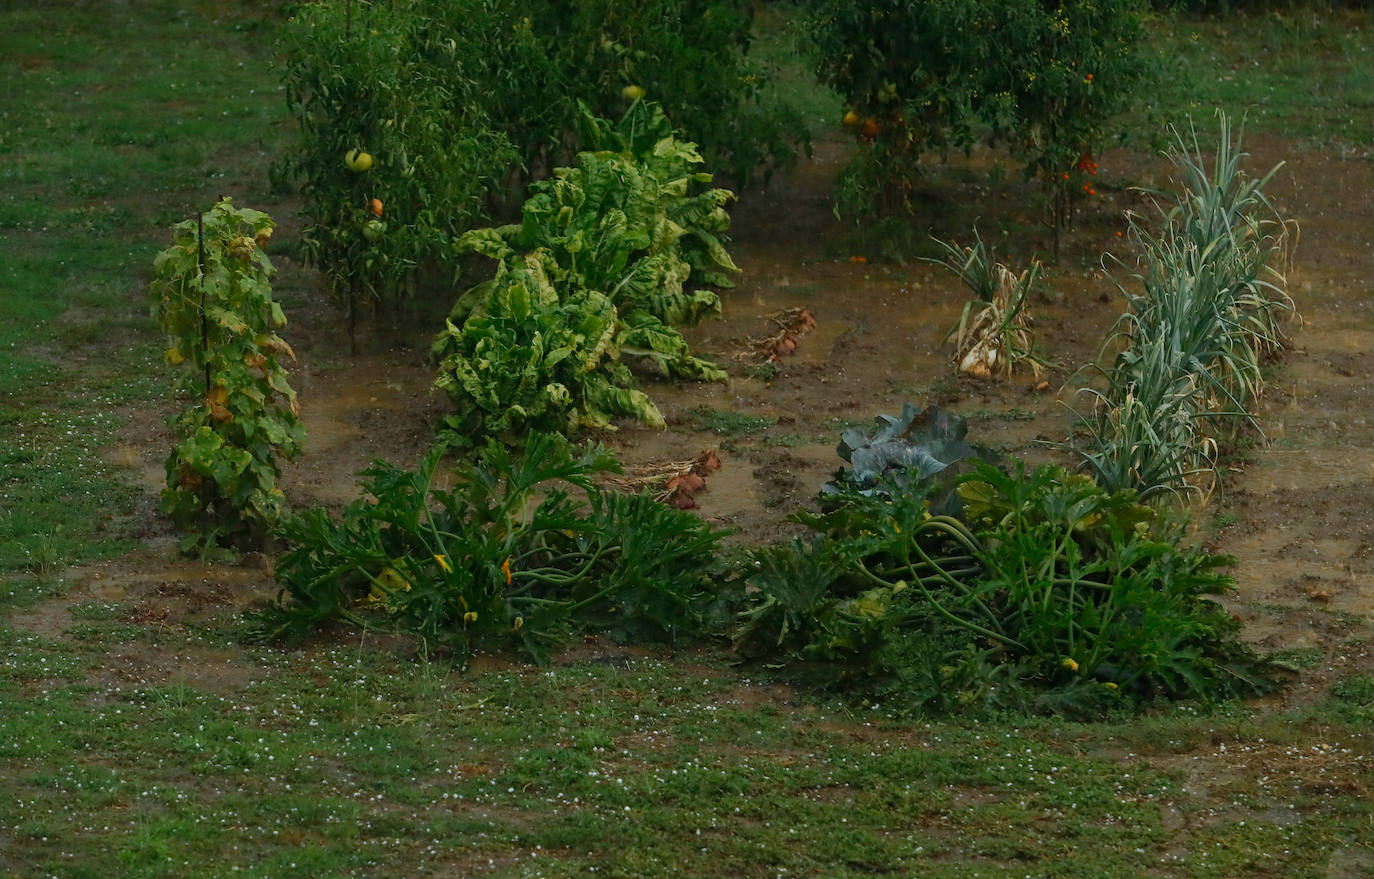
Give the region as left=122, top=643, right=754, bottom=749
left=736, top=405, right=1274, bottom=718
left=257, top=431, right=727, bottom=662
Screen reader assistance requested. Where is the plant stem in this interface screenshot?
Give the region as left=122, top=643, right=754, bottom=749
left=857, top=556, right=1022, bottom=651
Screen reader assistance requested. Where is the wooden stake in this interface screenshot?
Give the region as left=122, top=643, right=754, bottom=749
left=196, top=211, right=211, bottom=395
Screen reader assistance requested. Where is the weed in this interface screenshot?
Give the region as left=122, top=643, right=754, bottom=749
left=744, top=360, right=783, bottom=382
left=966, top=408, right=1038, bottom=422
left=1211, top=510, right=1239, bottom=529
left=66, top=602, right=121, bottom=622
left=687, top=406, right=777, bottom=436
left=1327, top=675, right=1374, bottom=723
left=1268, top=646, right=1324, bottom=670
left=764, top=432, right=826, bottom=449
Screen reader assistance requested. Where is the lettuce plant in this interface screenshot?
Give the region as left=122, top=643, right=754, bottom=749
left=433, top=256, right=664, bottom=449
left=434, top=102, right=737, bottom=450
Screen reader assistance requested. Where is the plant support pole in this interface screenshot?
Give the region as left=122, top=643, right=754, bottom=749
left=196, top=210, right=210, bottom=395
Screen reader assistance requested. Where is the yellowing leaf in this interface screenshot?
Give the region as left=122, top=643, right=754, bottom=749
left=206, top=385, right=233, bottom=423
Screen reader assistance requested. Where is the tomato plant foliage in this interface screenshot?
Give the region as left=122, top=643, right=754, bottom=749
left=811, top=0, right=1153, bottom=224
left=532, top=0, right=807, bottom=183
left=150, top=200, right=305, bottom=555
left=280, top=2, right=516, bottom=327
left=278, top=0, right=803, bottom=325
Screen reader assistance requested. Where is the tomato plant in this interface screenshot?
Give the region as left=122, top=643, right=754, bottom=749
left=811, top=0, right=995, bottom=216
left=279, top=1, right=517, bottom=344
left=531, top=0, right=808, bottom=183
left=991, top=0, right=1154, bottom=256
left=279, top=0, right=804, bottom=341
left=810, top=0, right=1153, bottom=236
left=422, top=0, right=806, bottom=185
left=149, top=199, right=305, bottom=556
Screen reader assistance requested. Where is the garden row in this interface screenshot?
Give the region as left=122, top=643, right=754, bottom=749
left=814, top=0, right=1152, bottom=248
left=145, top=1, right=1298, bottom=718
left=152, top=107, right=1295, bottom=719
left=277, top=0, right=803, bottom=331
left=150, top=99, right=736, bottom=553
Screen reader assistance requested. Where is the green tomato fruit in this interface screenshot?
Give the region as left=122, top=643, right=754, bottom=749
left=621, top=84, right=645, bottom=101
left=362, top=219, right=386, bottom=242
left=345, top=149, right=374, bottom=172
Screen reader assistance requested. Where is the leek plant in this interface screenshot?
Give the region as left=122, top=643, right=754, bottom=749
left=1071, top=112, right=1297, bottom=502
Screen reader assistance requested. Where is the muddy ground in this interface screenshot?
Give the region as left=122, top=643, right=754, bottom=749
left=46, top=128, right=1374, bottom=708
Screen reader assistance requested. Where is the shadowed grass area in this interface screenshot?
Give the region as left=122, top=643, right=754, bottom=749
left=1147, top=7, right=1374, bottom=148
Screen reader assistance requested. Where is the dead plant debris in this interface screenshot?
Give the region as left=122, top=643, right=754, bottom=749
left=608, top=449, right=723, bottom=509
left=733, top=307, right=817, bottom=363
